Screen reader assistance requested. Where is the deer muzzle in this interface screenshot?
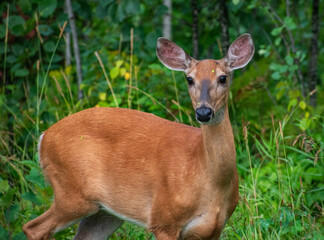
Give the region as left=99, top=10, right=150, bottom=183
left=195, top=106, right=214, bottom=123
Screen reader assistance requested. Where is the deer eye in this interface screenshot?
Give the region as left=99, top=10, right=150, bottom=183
left=187, top=76, right=194, bottom=85
left=219, top=75, right=227, bottom=84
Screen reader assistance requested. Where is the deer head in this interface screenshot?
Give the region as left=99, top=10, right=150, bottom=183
left=157, top=34, right=254, bottom=124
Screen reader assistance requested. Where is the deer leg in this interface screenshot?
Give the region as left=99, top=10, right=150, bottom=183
left=74, top=210, right=124, bottom=240
left=23, top=199, right=98, bottom=240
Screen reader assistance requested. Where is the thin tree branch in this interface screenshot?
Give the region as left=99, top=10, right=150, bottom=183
left=286, top=0, right=305, bottom=96
left=163, top=0, right=172, bottom=40
left=218, top=0, right=230, bottom=57
left=66, top=0, right=83, bottom=100
left=308, top=0, right=319, bottom=106
left=191, top=0, right=199, bottom=59
left=64, top=1, right=71, bottom=66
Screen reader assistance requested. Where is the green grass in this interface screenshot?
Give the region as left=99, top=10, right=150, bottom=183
left=0, top=21, right=323, bottom=240
left=1, top=77, right=322, bottom=240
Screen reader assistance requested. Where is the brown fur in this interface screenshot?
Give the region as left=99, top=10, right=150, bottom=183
left=23, top=34, right=254, bottom=240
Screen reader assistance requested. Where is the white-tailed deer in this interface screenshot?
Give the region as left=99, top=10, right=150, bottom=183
left=23, top=34, right=254, bottom=240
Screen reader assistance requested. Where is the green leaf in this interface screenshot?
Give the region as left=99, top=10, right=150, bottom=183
left=0, top=225, right=9, bottom=239
left=96, top=4, right=108, bottom=19
left=232, top=0, right=240, bottom=5
left=284, top=17, right=296, bottom=30
left=38, top=24, right=54, bottom=36
left=38, top=0, right=57, bottom=17
left=0, top=179, right=9, bottom=192
left=7, top=54, right=17, bottom=63
left=285, top=55, right=294, bottom=66
left=110, top=66, right=119, bottom=79
left=145, top=31, right=158, bottom=49
left=15, top=69, right=29, bottom=77
left=0, top=188, right=16, bottom=207
left=276, top=88, right=286, bottom=100
left=115, top=60, right=124, bottom=68
left=20, top=160, right=39, bottom=168
left=271, top=26, right=283, bottom=36
left=99, top=0, right=114, bottom=7
left=44, top=41, right=55, bottom=52
left=124, top=0, right=140, bottom=15
left=18, top=0, right=32, bottom=12
left=116, top=3, right=125, bottom=22
left=258, top=49, right=266, bottom=55
left=21, top=192, right=42, bottom=206
left=9, top=16, right=26, bottom=36
left=270, top=63, right=288, bottom=73
left=120, top=67, right=126, bottom=76
left=98, top=101, right=110, bottom=107
left=11, top=44, right=24, bottom=56
left=149, top=63, right=162, bottom=70
left=299, top=100, right=306, bottom=110
left=12, top=232, right=26, bottom=240
left=0, top=25, right=6, bottom=39
left=99, top=92, right=106, bottom=101
left=288, top=98, right=297, bottom=111
left=274, top=37, right=281, bottom=46
left=271, top=72, right=281, bottom=80
left=5, top=204, right=19, bottom=224
left=25, top=167, right=45, bottom=188
left=298, top=117, right=309, bottom=131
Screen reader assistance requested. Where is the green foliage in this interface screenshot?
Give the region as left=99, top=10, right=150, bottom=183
left=0, top=0, right=323, bottom=239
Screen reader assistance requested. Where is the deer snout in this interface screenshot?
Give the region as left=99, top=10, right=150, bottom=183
left=195, top=106, right=214, bottom=123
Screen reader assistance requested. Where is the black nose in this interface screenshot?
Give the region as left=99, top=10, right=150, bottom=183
left=195, top=106, right=214, bottom=122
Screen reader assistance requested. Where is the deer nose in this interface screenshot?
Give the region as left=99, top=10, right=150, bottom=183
left=195, top=106, right=214, bottom=122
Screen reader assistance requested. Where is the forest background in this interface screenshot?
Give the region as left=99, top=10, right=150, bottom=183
left=0, top=0, right=323, bottom=239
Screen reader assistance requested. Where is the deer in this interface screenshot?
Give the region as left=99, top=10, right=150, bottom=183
left=23, top=33, right=254, bottom=240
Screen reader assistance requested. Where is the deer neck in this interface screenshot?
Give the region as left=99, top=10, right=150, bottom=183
left=201, top=107, right=236, bottom=185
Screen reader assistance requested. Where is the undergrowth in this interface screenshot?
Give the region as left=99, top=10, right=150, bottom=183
left=0, top=8, right=323, bottom=240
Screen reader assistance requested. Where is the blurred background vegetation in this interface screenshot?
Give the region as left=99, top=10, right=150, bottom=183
left=0, top=0, right=323, bottom=239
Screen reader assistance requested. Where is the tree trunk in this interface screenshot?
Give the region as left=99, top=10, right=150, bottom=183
left=191, top=0, right=199, bottom=59
left=64, top=1, right=71, bottom=66
left=66, top=0, right=83, bottom=100
left=218, top=0, right=230, bottom=56
left=308, top=0, right=319, bottom=107
left=163, top=0, right=172, bottom=40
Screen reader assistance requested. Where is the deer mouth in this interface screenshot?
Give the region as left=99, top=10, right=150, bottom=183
left=195, top=106, right=214, bottom=123
left=196, top=105, right=225, bottom=125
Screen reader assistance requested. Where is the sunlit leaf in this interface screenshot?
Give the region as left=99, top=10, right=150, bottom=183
left=271, top=72, right=281, bottom=80
left=99, top=92, right=106, bottom=101
left=120, top=68, right=126, bottom=76
left=299, top=101, right=306, bottom=110
left=271, top=26, right=283, bottom=36
left=110, top=66, right=119, bottom=79
left=284, top=17, right=296, bottom=30
left=116, top=60, right=124, bottom=68
left=288, top=98, right=297, bottom=111
left=0, top=179, right=9, bottom=192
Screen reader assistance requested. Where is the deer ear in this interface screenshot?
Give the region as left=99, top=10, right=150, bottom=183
left=225, top=34, right=254, bottom=70
left=156, top=38, right=195, bottom=72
